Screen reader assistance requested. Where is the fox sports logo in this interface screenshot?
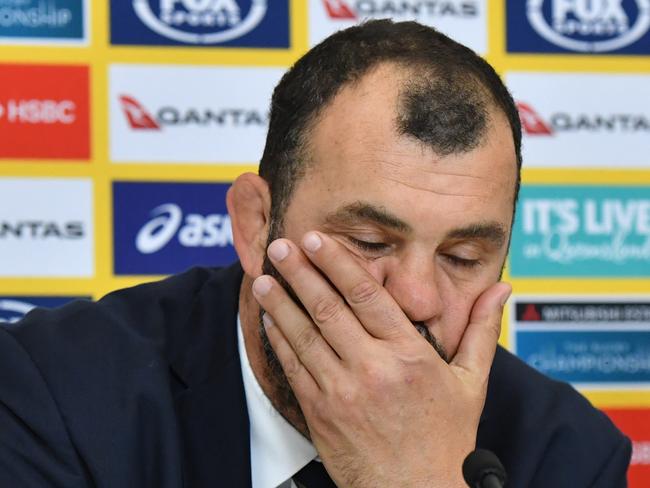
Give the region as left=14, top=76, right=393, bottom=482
left=132, top=0, right=267, bottom=44
left=527, top=0, right=650, bottom=52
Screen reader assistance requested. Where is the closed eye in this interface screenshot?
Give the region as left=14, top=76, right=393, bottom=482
left=348, top=237, right=390, bottom=254
left=443, top=254, right=481, bottom=268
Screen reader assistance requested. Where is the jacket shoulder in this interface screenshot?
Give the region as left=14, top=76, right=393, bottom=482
left=479, top=346, right=631, bottom=487
left=7, top=266, right=223, bottom=358
left=0, top=264, right=241, bottom=487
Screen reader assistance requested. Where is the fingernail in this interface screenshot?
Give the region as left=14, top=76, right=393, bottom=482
left=268, top=240, right=290, bottom=261
left=252, top=276, right=272, bottom=296
left=302, top=232, right=322, bottom=252
left=262, top=313, right=274, bottom=328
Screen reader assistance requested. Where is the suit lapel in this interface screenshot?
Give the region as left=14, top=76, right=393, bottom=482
left=169, top=264, right=252, bottom=488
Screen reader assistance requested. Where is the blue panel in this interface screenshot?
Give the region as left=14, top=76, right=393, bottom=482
left=516, top=330, right=650, bottom=384
left=110, top=0, right=289, bottom=48
left=113, top=181, right=237, bottom=275
left=0, top=0, right=85, bottom=41
left=0, top=296, right=86, bottom=324
left=507, top=0, right=650, bottom=55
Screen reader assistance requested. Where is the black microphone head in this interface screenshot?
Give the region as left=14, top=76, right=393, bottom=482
left=462, top=449, right=507, bottom=487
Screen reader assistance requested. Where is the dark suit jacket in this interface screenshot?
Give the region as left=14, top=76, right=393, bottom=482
left=0, top=264, right=631, bottom=487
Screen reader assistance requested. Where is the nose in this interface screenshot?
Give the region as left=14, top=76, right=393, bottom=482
left=382, top=256, right=442, bottom=324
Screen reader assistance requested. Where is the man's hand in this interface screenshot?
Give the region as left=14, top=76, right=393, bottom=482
left=252, top=231, right=511, bottom=488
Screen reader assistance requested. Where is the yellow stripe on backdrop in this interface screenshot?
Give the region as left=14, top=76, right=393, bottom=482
left=0, top=1, right=308, bottom=298
left=486, top=2, right=650, bottom=410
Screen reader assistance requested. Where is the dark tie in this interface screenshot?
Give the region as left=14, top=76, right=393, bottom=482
left=293, top=460, right=338, bottom=488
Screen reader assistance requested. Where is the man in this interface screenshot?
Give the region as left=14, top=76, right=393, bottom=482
left=0, top=20, right=630, bottom=487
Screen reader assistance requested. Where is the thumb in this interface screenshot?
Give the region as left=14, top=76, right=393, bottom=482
left=451, top=282, right=512, bottom=382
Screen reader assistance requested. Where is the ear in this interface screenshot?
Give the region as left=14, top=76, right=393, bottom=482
left=227, top=172, right=270, bottom=278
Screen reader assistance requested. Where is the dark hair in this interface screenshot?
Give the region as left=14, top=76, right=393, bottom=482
left=259, top=20, right=522, bottom=234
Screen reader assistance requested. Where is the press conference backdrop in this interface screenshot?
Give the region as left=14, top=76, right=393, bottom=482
left=0, top=0, right=649, bottom=483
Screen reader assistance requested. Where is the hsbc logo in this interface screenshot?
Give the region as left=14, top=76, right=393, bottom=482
left=517, top=102, right=650, bottom=136
left=118, top=94, right=266, bottom=131
left=0, top=64, right=89, bottom=159
left=0, top=99, right=76, bottom=125
left=321, top=0, right=478, bottom=20
left=136, top=203, right=232, bottom=254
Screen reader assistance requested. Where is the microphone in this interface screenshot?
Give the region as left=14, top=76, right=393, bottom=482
left=462, top=449, right=507, bottom=488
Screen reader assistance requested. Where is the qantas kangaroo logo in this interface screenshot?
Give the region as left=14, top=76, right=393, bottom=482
left=119, top=95, right=160, bottom=130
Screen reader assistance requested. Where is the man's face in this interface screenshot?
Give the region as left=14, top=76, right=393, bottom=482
left=260, top=64, right=517, bottom=426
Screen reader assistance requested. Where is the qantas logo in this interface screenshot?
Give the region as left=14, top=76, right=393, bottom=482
left=517, top=102, right=650, bottom=135
left=119, top=95, right=160, bottom=129
left=321, top=0, right=478, bottom=20
left=517, top=102, right=553, bottom=135
left=323, top=0, right=356, bottom=18
left=118, top=94, right=267, bottom=130
left=0, top=221, right=85, bottom=239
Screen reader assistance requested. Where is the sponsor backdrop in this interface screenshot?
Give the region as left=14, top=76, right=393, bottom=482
left=0, top=0, right=648, bottom=483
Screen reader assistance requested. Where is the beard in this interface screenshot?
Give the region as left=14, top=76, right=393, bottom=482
left=257, top=235, right=450, bottom=439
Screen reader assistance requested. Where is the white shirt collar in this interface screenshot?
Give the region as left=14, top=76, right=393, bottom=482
left=237, top=315, right=318, bottom=488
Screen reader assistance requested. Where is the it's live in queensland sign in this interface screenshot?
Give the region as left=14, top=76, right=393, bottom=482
left=511, top=297, right=650, bottom=387
left=110, top=0, right=289, bottom=47
left=113, top=181, right=237, bottom=275
left=510, top=185, right=650, bottom=277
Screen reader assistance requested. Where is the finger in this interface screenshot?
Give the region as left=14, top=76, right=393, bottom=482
left=252, top=274, right=342, bottom=389
left=300, top=231, right=415, bottom=341
left=265, top=238, right=369, bottom=360
left=451, top=282, right=512, bottom=383
left=261, top=312, right=320, bottom=400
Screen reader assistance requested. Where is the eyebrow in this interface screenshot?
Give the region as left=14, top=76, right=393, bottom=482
left=325, top=201, right=412, bottom=233
left=446, top=222, right=507, bottom=248
left=326, top=201, right=507, bottom=247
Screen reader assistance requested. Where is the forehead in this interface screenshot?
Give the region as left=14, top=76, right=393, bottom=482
left=300, top=64, right=517, bottom=206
